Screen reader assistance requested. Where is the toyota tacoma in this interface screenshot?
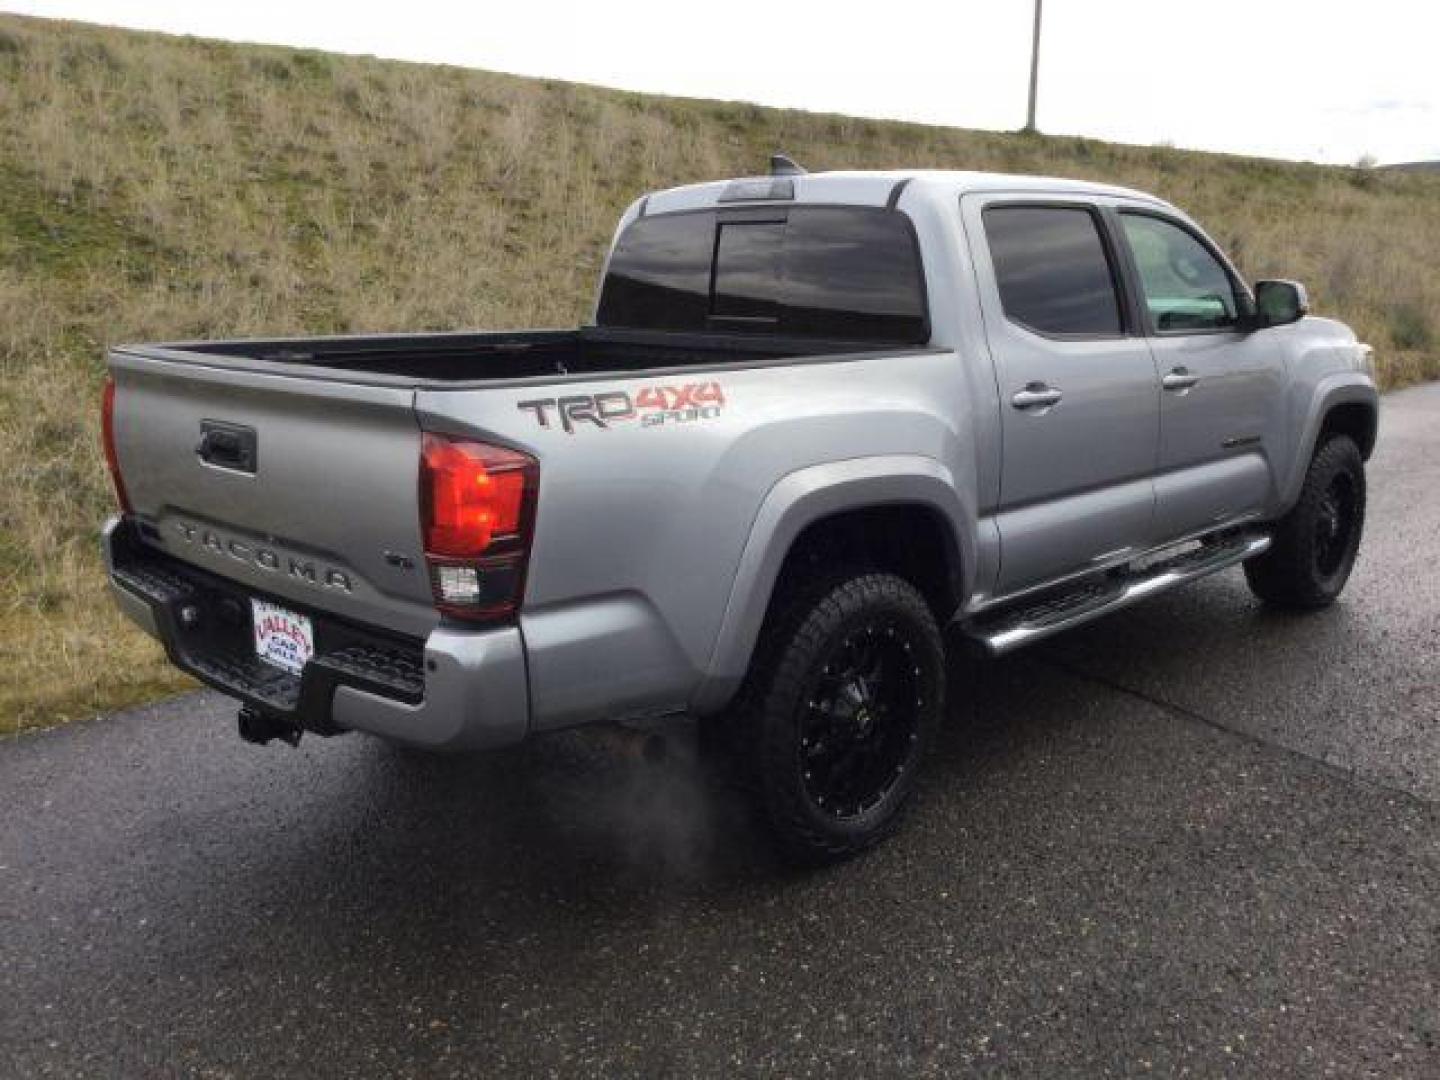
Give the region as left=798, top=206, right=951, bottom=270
left=101, top=160, right=1378, bottom=861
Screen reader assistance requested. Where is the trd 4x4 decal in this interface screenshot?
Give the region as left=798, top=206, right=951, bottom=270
left=517, top=381, right=725, bottom=433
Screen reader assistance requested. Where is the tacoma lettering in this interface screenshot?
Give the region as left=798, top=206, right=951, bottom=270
left=171, top=522, right=353, bottom=593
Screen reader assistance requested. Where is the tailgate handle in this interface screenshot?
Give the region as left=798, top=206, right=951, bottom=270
left=197, top=421, right=257, bottom=474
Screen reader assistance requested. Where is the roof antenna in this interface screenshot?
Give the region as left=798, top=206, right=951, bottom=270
left=769, top=153, right=806, bottom=177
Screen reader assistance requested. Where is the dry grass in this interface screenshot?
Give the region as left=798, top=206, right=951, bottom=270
left=1, top=14, right=1438, bottom=734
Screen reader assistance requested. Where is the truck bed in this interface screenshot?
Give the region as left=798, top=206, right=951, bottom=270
left=106, top=321, right=944, bottom=644
left=128, top=326, right=879, bottom=385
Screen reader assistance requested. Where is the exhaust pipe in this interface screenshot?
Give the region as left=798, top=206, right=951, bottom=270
left=591, top=724, right=669, bottom=764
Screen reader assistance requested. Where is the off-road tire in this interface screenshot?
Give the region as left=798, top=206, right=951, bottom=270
left=1244, top=434, right=1366, bottom=609
left=729, top=569, right=945, bottom=864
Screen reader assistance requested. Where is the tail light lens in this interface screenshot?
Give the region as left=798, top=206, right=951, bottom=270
left=100, top=375, right=132, bottom=513
left=420, top=433, right=538, bottom=620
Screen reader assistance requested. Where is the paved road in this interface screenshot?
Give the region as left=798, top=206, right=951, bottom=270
left=4, top=386, right=1438, bottom=1078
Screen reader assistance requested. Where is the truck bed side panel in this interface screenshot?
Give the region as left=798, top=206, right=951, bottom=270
left=415, top=347, right=969, bottom=728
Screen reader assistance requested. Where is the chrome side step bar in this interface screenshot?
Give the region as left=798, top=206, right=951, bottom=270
left=964, top=532, right=1271, bottom=656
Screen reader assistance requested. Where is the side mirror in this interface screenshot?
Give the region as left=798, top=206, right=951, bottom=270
left=1252, top=279, right=1310, bottom=328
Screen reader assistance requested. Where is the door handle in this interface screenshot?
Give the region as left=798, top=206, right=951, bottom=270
left=1162, top=367, right=1200, bottom=392
left=1011, top=383, right=1063, bottom=411
left=196, top=420, right=258, bottom=473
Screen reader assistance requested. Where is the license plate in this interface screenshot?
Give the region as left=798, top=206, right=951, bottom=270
left=251, top=599, right=314, bottom=674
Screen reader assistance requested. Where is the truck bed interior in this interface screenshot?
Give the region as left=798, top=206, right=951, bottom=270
left=161, top=327, right=895, bottom=383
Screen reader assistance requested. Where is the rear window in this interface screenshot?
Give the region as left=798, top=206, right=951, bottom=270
left=713, top=221, right=784, bottom=323
left=983, top=205, right=1123, bottom=337
left=597, top=207, right=929, bottom=343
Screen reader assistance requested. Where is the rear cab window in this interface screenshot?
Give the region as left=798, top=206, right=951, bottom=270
left=597, top=206, right=930, bottom=344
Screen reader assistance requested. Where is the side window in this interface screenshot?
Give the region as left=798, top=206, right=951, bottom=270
left=983, top=205, right=1123, bottom=337
left=1119, top=213, right=1240, bottom=332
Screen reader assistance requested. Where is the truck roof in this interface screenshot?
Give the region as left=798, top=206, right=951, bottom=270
left=640, top=169, right=1171, bottom=217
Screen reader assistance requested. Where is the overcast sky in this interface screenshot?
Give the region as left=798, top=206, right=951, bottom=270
left=7, top=0, right=1438, bottom=165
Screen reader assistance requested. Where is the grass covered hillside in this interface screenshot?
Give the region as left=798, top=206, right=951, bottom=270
left=1, top=14, right=1438, bottom=733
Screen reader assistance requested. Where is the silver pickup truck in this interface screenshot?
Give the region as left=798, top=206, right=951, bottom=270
left=102, top=161, right=1378, bottom=861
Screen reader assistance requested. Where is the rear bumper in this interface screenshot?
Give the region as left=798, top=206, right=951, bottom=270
left=102, top=517, right=529, bottom=750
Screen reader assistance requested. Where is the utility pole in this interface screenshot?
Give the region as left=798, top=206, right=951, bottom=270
left=1024, top=0, right=1043, bottom=133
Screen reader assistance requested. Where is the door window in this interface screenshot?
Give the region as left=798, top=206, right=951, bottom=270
left=983, top=206, right=1124, bottom=337
left=1119, top=213, right=1241, bottom=332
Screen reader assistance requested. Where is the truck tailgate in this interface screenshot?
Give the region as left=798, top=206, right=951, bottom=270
left=109, top=350, right=438, bottom=639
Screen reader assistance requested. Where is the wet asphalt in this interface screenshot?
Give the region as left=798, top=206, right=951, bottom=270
left=3, top=384, right=1438, bottom=1078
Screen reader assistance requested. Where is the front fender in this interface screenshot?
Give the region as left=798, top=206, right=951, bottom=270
left=1279, top=373, right=1379, bottom=508
left=688, top=454, right=973, bottom=714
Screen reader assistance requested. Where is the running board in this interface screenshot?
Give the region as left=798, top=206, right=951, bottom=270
left=964, top=532, right=1271, bottom=656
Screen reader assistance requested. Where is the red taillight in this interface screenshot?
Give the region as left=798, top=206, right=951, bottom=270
left=420, top=433, right=537, bottom=620
left=100, top=376, right=132, bottom=513
left=421, top=434, right=533, bottom=556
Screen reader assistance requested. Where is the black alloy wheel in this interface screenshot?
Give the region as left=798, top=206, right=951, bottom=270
left=1244, top=434, right=1366, bottom=609
left=799, top=619, right=926, bottom=820
left=729, top=570, right=946, bottom=864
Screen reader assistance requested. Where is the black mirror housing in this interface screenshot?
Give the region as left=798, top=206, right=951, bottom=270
left=1253, top=279, right=1310, bottom=328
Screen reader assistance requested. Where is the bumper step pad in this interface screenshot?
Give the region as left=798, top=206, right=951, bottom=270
left=110, top=527, right=426, bottom=730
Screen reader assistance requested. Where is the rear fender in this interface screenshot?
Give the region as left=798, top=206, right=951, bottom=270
left=690, top=455, right=972, bottom=714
